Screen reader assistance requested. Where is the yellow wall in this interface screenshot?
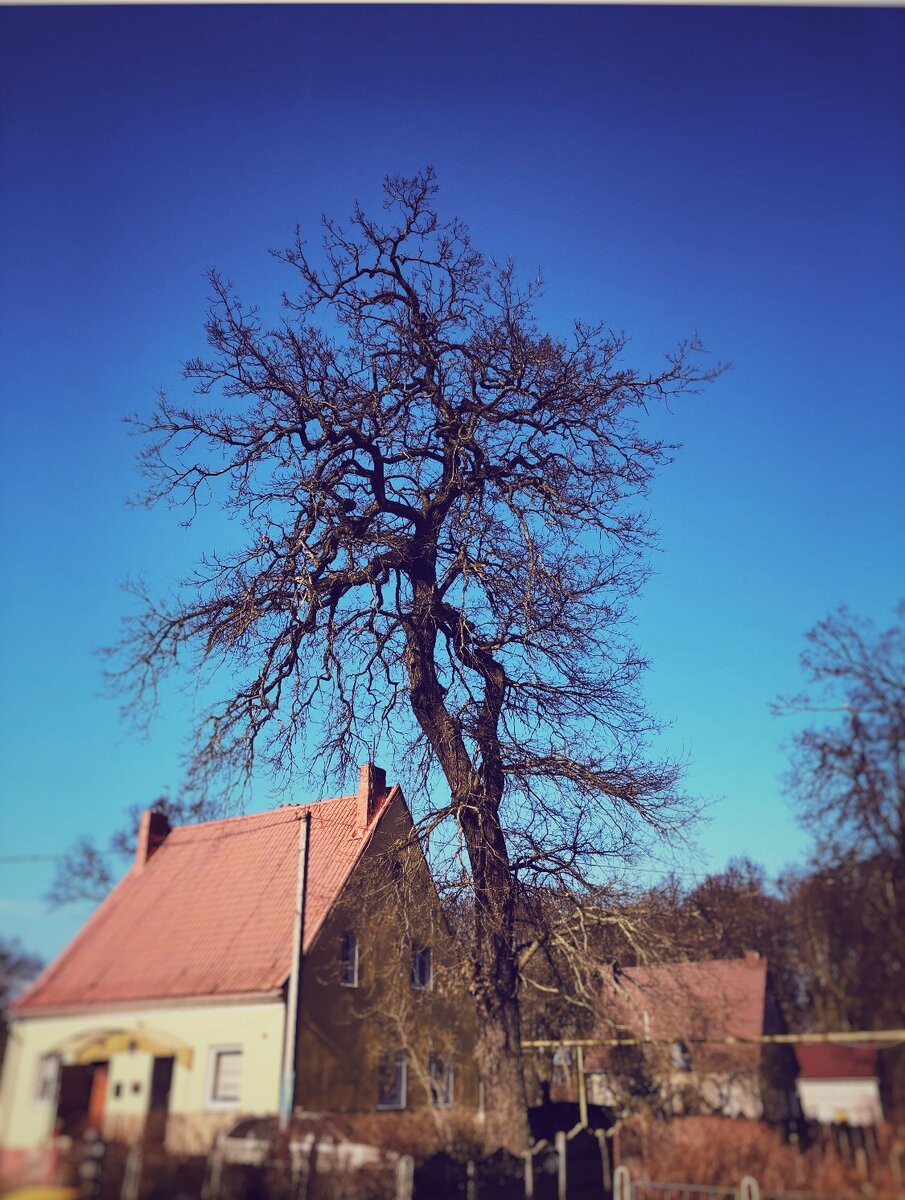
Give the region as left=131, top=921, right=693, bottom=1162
left=0, top=999, right=286, bottom=1154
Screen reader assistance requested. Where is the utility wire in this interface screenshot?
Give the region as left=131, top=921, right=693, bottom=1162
left=0, top=850, right=772, bottom=883
left=0, top=852, right=121, bottom=864
left=524, top=1029, right=905, bottom=1049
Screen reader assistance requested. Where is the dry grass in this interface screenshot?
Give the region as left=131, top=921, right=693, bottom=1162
left=621, top=1115, right=905, bottom=1193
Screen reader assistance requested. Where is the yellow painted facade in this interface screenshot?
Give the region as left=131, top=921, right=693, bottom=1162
left=0, top=999, right=285, bottom=1154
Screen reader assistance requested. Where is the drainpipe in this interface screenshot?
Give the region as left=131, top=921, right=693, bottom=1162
left=280, top=809, right=311, bottom=1130
left=576, top=1045, right=587, bottom=1128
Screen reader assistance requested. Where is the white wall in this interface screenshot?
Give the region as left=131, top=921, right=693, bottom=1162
left=797, top=1077, right=883, bottom=1126
left=0, top=999, right=286, bottom=1154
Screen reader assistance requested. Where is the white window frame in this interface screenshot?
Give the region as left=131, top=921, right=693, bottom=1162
left=411, top=944, right=432, bottom=991
left=429, top=1052, right=454, bottom=1108
left=33, top=1053, right=61, bottom=1106
left=340, top=930, right=359, bottom=987
left=670, top=1039, right=693, bottom=1072
left=376, top=1050, right=407, bottom=1110
left=205, top=1045, right=243, bottom=1110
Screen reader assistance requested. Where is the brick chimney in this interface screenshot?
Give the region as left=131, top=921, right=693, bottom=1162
left=357, top=763, right=387, bottom=830
left=135, top=808, right=170, bottom=870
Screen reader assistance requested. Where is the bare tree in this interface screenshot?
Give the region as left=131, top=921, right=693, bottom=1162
left=1, top=937, right=42, bottom=1063
left=774, top=602, right=905, bottom=865
left=47, top=794, right=216, bottom=906
left=774, top=601, right=905, bottom=1089
left=110, top=169, right=719, bottom=1148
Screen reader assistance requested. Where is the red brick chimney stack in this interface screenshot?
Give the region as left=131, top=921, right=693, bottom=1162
left=357, top=763, right=387, bottom=830
left=135, top=809, right=171, bottom=871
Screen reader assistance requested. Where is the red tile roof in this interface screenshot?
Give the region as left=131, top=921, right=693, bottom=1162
left=16, top=789, right=396, bottom=1013
left=587, top=955, right=768, bottom=1072
left=795, top=1044, right=879, bottom=1080
left=612, top=956, right=768, bottom=1041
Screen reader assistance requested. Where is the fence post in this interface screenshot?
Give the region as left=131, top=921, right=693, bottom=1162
left=396, top=1154, right=414, bottom=1200
left=201, top=1136, right=223, bottom=1200
left=120, top=1140, right=143, bottom=1200
left=613, top=1164, right=631, bottom=1200
left=855, top=1145, right=870, bottom=1181
left=596, top=1127, right=612, bottom=1194
left=890, top=1140, right=903, bottom=1198
left=556, top=1129, right=567, bottom=1200
left=523, top=1150, right=534, bottom=1199
left=739, top=1176, right=760, bottom=1200
left=77, top=1129, right=107, bottom=1200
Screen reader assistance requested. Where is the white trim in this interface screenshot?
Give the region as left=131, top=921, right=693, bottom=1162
left=411, top=945, right=432, bottom=991
left=376, top=1050, right=407, bottom=1110
left=32, top=1052, right=61, bottom=1107
left=340, top=931, right=359, bottom=988
left=205, top=1045, right=244, bottom=1110
left=429, top=1053, right=454, bottom=1108
left=16, top=992, right=285, bottom=1019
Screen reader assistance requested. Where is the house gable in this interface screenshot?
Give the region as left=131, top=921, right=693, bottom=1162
left=15, top=785, right=396, bottom=1013
left=586, top=954, right=797, bottom=1120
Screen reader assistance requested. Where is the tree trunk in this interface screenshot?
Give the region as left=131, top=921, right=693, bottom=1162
left=461, top=802, right=532, bottom=1152
left=402, top=583, right=531, bottom=1152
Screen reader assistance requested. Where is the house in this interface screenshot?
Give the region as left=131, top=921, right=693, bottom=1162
left=0, top=765, right=476, bottom=1179
left=794, top=1044, right=884, bottom=1126
left=585, top=953, right=798, bottom=1121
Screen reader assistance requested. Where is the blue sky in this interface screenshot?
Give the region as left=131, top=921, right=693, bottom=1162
left=1, top=5, right=902, bottom=963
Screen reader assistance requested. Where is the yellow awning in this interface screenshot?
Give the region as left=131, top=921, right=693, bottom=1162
left=53, top=1028, right=194, bottom=1069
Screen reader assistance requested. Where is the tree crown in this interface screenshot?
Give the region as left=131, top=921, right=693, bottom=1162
left=112, top=169, right=720, bottom=888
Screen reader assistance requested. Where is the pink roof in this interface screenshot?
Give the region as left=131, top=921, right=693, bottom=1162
left=795, top=1044, right=879, bottom=1080
left=587, top=955, right=769, bottom=1072
left=609, top=956, right=768, bottom=1042
left=16, top=789, right=395, bottom=1012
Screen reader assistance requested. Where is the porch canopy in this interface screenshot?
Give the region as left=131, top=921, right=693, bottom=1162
left=51, top=1028, right=194, bottom=1069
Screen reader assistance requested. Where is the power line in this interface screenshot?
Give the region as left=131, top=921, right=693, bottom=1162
left=0, top=854, right=68, bottom=864
left=0, top=852, right=122, bottom=864
left=0, top=850, right=776, bottom=884
left=523, top=1029, right=905, bottom=1049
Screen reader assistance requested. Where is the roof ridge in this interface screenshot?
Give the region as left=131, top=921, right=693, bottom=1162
left=628, top=955, right=767, bottom=972
left=167, top=792, right=358, bottom=836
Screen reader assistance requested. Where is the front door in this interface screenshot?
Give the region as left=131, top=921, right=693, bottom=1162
left=56, top=1062, right=108, bottom=1138
left=145, top=1056, right=174, bottom=1145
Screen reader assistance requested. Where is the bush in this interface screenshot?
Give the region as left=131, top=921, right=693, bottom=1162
left=621, top=1115, right=904, bottom=1193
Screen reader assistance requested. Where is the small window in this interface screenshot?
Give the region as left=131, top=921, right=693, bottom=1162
left=552, top=1045, right=572, bottom=1084
left=207, top=1047, right=243, bottom=1107
left=411, top=945, right=432, bottom=990
left=377, top=1050, right=407, bottom=1110
left=429, top=1053, right=454, bottom=1108
left=340, top=931, right=359, bottom=987
left=670, top=1040, right=693, bottom=1072
left=33, top=1054, right=60, bottom=1105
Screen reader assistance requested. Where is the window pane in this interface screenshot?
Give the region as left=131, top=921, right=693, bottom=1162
left=411, top=945, right=432, bottom=990
left=429, top=1053, right=453, bottom=1107
left=212, top=1049, right=242, bottom=1102
left=34, top=1054, right=60, bottom=1104
left=340, top=931, right=358, bottom=986
left=377, top=1051, right=406, bottom=1109
left=670, top=1040, right=693, bottom=1072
